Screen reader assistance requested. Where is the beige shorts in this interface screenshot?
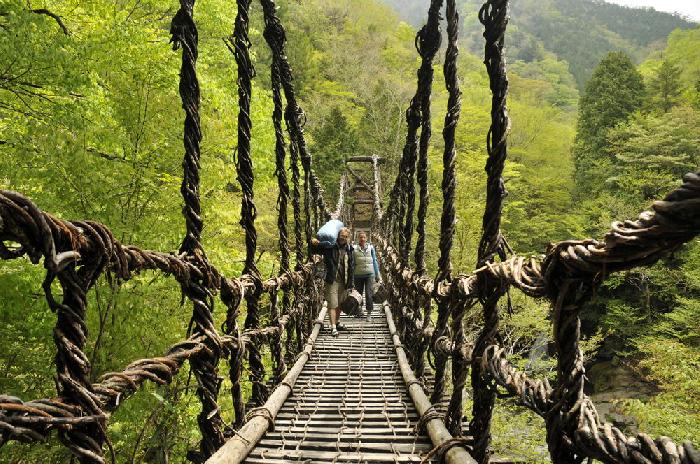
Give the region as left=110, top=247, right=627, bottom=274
left=324, top=281, right=347, bottom=309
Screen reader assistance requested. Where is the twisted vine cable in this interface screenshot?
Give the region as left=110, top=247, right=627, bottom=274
left=269, top=48, right=290, bottom=382
left=221, top=279, right=246, bottom=429
left=171, top=1, right=225, bottom=459
left=399, top=0, right=443, bottom=267
left=436, top=0, right=469, bottom=437
left=414, top=0, right=444, bottom=275
left=289, top=130, right=304, bottom=268
left=469, top=0, right=511, bottom=461
left=233, top=0, right=268, bottom=407
left=430, top=0, right=462, bottom=410
left=260, top=0, right=311, bottom=252
left=53, top=264, right=107, bottom=463
left=174, top=0, right=204, bottom=257
left=303, top=167, right=313, bottom=247
left=260, top=0, right=329, bottom=222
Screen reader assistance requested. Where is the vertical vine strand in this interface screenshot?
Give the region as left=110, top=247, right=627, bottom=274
left=53, top=266, right=106, bottom=463
left=221, top=279, right=244, bottom=428
left=430, top=0, right=460, bottom=410
left=289, top=134, right=304, bottom=268
left=440, top=0, right=468, bottom=437
left=232, top=0, right=268, bottom=406
left=171, top=1, right=225, bottom=458
left=259, top=0, right=329, bottom=222
left=414, top=0, right=443, bottom=275
left=469, top=0, right=511, bottom=462
left=401, top=0, right=444, bottom=266
left=174, top=0, right=203, bottom=256
left=268, top=27, right=290, bottom=380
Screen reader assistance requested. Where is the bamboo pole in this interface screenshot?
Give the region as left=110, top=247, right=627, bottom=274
left=206, top=305, right=329, bottom=464
left=384, top=303, right=478, bottom=464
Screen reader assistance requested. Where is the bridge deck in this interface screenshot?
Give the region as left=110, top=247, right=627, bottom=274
left=244, top=304, right=436, bottom=463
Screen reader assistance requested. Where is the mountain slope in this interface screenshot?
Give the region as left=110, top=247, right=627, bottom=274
left=378, top=0, right=697, bottom=88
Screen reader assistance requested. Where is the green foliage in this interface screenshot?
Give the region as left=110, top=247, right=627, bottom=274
left=490, top=398, right=550, bottom=462
left=618, top=337, right=700, bottom=444
left=573, top=51, right=645, bottom=197
left=647, top=59, right=683, bottom=113
left=382, top=0, right=696, bottom=90
left=309, top=107, right=358, bottom=199
left=272, top=0, right=417, bottom=194
left=563, top=26, right=700, bottom=450
left=604, top=106, right=700, bottom=202
left=577, top=52, right=645, bottom=147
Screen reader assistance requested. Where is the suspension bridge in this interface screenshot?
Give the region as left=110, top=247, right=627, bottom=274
left=1, top=0, right=699, bottom=463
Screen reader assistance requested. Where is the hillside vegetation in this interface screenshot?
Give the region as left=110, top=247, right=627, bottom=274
left=379, top=0, right=697, bottom=88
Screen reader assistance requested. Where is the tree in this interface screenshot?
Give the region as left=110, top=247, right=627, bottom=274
left=572, top=51, right=645, bottom=195
left=648, top=59, right=682, bottom=113
left=604, top=106, right=700, bottom=202
left=310, top=106, right=359, bottom=199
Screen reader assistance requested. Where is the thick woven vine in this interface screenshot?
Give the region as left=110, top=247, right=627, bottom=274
left=231, top=0, right=268, bottom=409
left=401, top=0, right=442, bottom=264
left=438, top=0, right=469, bottom=437
left=0, top=189, right=321, bottom=451
left=171, top=1, right=227, bottom=459
left=469, top=0, right=511, bottom=460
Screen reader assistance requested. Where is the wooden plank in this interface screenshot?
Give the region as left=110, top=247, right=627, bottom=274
left=246, top=448, right=423, bottom=462
left=254, top=439, right=433, bottom=453
left=293, top=378, right=405, bottom=384
left=245, top=458, right=433, bottom=464
left=275, top=412, right=418, bottom=420
left=263, top=432, right=431, bottom=443
left=278, top=408, right=418, bottom=416
left=346, top=156, right=385, bottom=164
left=287, top=396, right=411, bottom=402
left=281, top=399, right=415, bottom=406
left=271, top=425, right=417, bottom=434
left=273, top=419, right=414, bottom=427
left=287, top=398, right=411, bottom=404
left=285, top=389, right=408, bottom=395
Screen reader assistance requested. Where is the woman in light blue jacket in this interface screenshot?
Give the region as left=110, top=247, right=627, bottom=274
left=352, top=231, right=380, bottom=319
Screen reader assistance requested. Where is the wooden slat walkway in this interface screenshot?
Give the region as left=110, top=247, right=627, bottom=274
left=244, top=304, right=437, bottom=463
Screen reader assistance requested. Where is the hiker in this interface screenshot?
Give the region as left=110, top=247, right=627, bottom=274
left=310, top=226, right=354, bottom=337
left=352, top=231, right=380, bottom=319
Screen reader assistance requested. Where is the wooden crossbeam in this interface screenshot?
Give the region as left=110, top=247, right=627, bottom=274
left=346, top=155, right=384, bottom=164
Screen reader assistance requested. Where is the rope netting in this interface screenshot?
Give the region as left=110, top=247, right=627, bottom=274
left=378, top=0, right=700, bottom=464
left=0, top=0, right=328, bottom=462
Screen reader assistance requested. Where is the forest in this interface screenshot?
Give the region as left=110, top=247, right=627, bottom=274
left=0, top=0, right=698, bottom=462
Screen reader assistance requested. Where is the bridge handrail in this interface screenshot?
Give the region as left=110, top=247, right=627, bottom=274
left=0, top=190, right=324, bottom=452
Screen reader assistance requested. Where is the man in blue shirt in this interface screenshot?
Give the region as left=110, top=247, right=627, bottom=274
left=352, top=231, right=380, bottom=319
left=310, top=227, right=354, bottom=336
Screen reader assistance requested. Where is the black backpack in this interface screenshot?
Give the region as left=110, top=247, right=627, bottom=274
left=340, top=289, right=362, bottom=316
